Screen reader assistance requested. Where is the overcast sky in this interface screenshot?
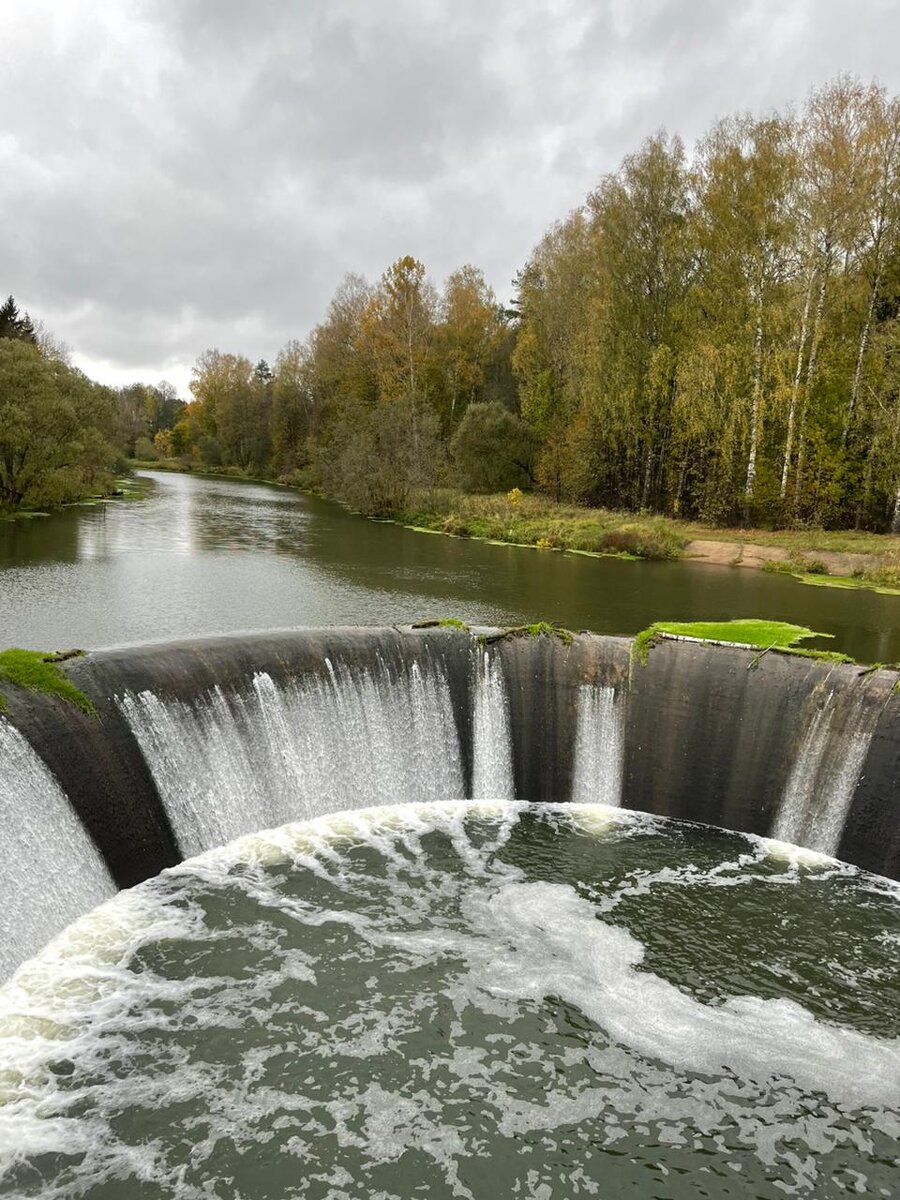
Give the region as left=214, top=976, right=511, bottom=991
left=2, top=0, right=899, bottom=395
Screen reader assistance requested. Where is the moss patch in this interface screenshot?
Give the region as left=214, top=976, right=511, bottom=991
left=480, top=622, right=575, bottom=647
left=762, top=559, right=900, bottom=596
left=795, top=572, right=900, bottom=597
left=0, top=649, right=96, bottom=717
left=631, top=619, right=846, bottom=666
left=411, top=618, right=471, bottom=632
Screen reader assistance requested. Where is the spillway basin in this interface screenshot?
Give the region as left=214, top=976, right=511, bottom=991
left=1, top=802, right=898, bottom=1198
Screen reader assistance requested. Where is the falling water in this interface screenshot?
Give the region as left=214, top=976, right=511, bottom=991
left=571, top=684, right=624, bottom=805
left=0, top=718, right=114, bottom=980
left=118, top=656, right=465, bottom=857
left=772, top=687, right=878, bottom=854
left=471, top=649, right=515, bottom=799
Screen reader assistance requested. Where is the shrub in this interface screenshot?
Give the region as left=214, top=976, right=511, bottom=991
left=134, top=435, right=158, bottom=461
left=451, top=402, right=536, bottom=493
left=600, top=521, right=684, bottom=560
left=321, top=399, right=446, bottom=518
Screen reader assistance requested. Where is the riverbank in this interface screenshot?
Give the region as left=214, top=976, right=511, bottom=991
left=395, top=489, right=900, bottom=593
left=130, top=462, right=900, bottom=593
left=0, top=475, right=150, bottom=522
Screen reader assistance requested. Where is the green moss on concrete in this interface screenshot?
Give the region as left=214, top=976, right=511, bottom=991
left=0, top=649, right=96, bottom=717
left=480, top=622, right=575, bottom=647
left=411, top=618, right=471, bottom=632
left=631, top=620, right=845, bottom=666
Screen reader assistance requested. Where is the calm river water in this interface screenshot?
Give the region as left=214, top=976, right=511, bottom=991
left=0, top=470, right=898, bottom=660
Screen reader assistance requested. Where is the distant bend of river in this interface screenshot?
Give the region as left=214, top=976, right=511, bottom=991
left=1, top=470, right=899, bottom=661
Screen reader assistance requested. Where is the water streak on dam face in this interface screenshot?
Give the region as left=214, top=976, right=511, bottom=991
left=0, top=718, right=115, bottom=979
left=119, top=658, right=465, bottom=858
left=472, top=650, right=515, bottom=800
left=772, top=684, right=882, bottom=856
left=571, top=685, right=624, bottom=806
left=1, top=628, right=898, bottom=981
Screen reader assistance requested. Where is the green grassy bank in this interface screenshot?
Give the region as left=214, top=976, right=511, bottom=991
left=394, top=489, right=900, bottom=590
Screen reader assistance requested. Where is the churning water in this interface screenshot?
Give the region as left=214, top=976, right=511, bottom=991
left=1, top=802, right=897, bottom=1199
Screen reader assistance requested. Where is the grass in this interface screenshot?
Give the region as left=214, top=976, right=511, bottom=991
left=631, top=619, right=851, bottom=666
left=397, top=488, right=900, bottom=561
left=130, top=459, right=291, bottom=488
left=396, top=489, right=900, bottom=580
left=676, top=519, right=900, bottom=556
left=398, top=489, right=686, bottom=561
left=0, top=509, right=50, bottom=522
left=480, top=622, right=575, bottom=646
left=0, top=649, right=97, bottom=717
left=411, top=618, right=471, bottom=631
left=762, top=556, right=900, bottom=595
left=794, top=572, right=900, bottom=596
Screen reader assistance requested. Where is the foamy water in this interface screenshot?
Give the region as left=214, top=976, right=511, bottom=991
left=1, top=803, right=897, bottom=1198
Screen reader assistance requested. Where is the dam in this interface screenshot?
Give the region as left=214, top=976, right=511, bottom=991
left=1, top=625, right=898, bottom=981
left=2, top=625, right=900, bottom=1197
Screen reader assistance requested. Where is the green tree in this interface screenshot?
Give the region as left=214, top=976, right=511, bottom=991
left=436, top=266, right=504, bottom=425
left=451, top=402, right=536, bottom=492
left=0, top=341, right=116, bottom=508
left=0, top=295, right=37, bottom=344
left=320, top=397, right=445, bottom=517
left=272, top=340, right=314, bottom=475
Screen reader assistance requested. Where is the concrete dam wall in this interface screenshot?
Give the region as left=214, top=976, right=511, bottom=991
left=2, top=626, right=898, bottom=978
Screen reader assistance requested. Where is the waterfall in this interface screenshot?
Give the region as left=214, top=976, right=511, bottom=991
left=471, top=649, right=514, bottom=799
left=0, top=718, right=114, bottom=980
left=772, top=687, right=879, bottom=855
left=118, top=656, right=466, bottom=858
left=571, top=684, right=624, bottom=805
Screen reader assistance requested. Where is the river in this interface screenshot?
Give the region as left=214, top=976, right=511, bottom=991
left=1, top=469, right=898, bottom=661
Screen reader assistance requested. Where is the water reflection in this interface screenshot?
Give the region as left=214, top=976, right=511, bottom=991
left=1, top=469, right=899, bottom=660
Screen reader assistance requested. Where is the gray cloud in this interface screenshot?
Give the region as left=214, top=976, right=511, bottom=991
left=1, top=0, right=899, bottom=392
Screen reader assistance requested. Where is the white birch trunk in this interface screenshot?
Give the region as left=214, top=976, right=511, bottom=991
left=793, top=265, right=828, bottom=515
left=843, top=264, right=881, bottom=446
left=744, top=296, right=764, bottom=506
left=780, top=260, right=815, bottom=501
left=891, top=486, right=900, bottom=535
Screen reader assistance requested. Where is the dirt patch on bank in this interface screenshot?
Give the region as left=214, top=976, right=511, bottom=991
left=684, top=540, right=881, bottom=577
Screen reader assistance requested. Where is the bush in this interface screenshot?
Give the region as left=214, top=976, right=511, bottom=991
left=599, top=521, right=684, bottom=560
left=451, top=402, right=536, bottom=493
left=321, top=399, right=446, bottom=517
left=197, top=435, right=222, bottom=467
left=134, top=435, right=158, bottom=461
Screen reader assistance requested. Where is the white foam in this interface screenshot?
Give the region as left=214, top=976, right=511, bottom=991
left=463, top=879, right=900, bottom=1110
left=1, top=802, right=897, bottom=1197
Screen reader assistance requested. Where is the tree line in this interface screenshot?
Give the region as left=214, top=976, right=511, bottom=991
left=9, top=75, right=900, bottom=531
left=160, top=76, right=900, bottom=531
left=513, top=76, right=900, bottom=531
left=0, top=294, right=184, bottom=510
left=159, top=260, right=527, bottom=514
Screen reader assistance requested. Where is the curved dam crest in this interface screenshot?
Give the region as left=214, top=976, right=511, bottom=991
left=1, top=625, right=899, bottom=979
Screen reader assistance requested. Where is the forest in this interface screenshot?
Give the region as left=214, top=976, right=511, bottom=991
left=5, top=76, right=900, bottom=533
